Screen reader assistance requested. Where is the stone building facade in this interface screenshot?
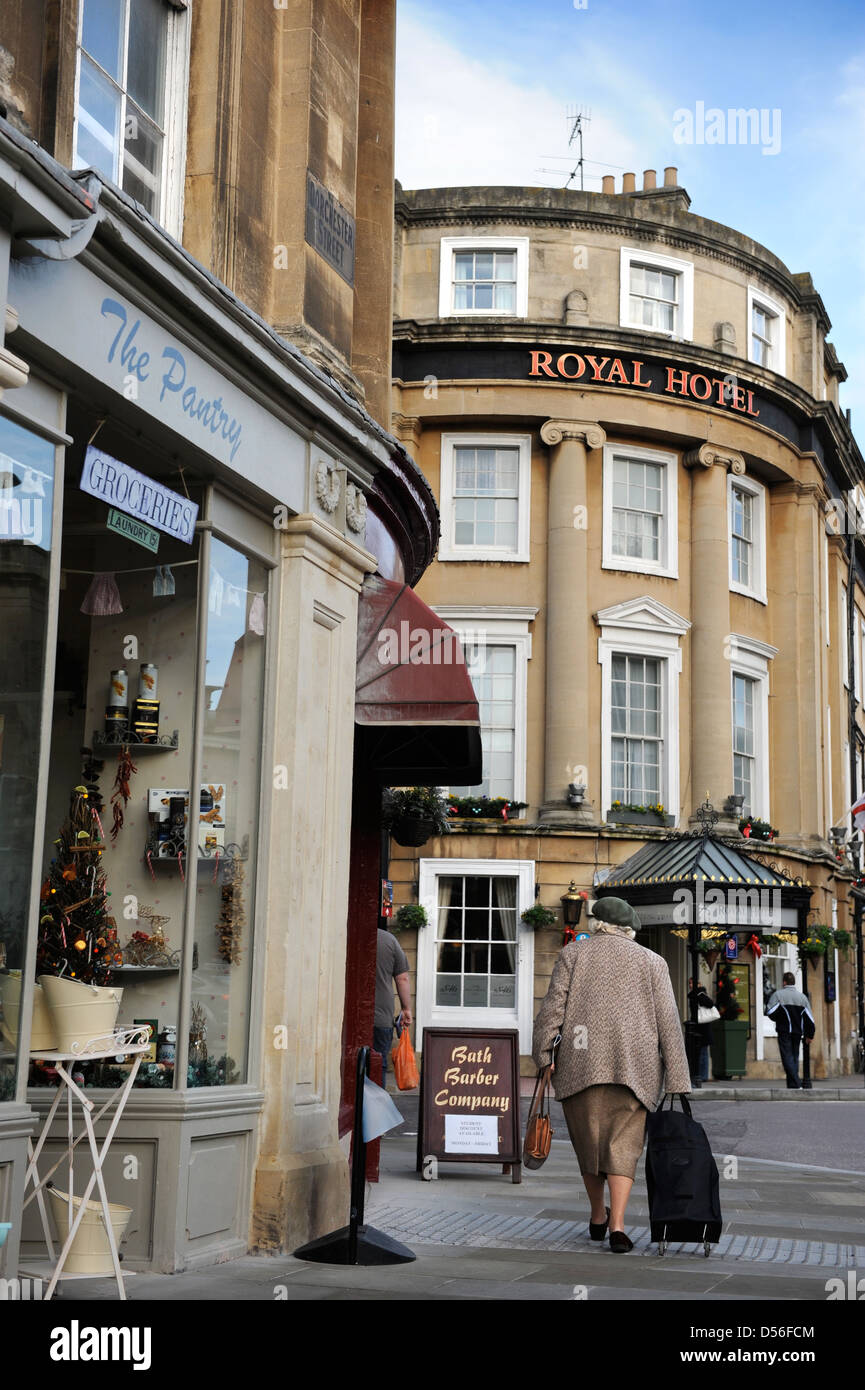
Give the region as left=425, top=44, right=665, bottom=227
left=389, top=172, right=864, bottom=1081
left=0, top=1, right=477, bottom=1275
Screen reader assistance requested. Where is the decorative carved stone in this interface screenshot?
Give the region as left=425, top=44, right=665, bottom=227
left=314, top=458, right=342, bottom=513
left=563, top=288, right=589, bottom=326
left=713, top=321, right=736, bottom=355
left=345, top=483, right=367, bottom=534
left=541, top=419, right=607, bottom=451
left=683, top=443, right=745, bottom=475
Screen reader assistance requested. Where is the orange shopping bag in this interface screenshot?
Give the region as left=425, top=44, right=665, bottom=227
left=392, top=1025, right=420, bottom=1090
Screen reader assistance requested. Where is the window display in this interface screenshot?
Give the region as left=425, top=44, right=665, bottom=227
left=26, top=422, right=269, bottom=1091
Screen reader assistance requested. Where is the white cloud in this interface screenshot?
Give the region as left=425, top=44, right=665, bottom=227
left=395, top=11, right=664, bottom=191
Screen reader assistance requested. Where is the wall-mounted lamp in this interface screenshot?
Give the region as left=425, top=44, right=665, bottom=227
left=560, top=881, right=585, bottom=928
left=567, top=783, right=586, bottom=807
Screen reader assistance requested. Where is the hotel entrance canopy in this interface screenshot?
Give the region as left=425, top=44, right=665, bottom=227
left=595, top=829, right=812, bottom=931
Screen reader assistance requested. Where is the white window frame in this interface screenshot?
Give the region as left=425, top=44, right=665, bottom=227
left=841, top=582, right=849, bottom=689
left=728, top=473, right=767, bottom=604
left=747, top=285, right=786, bottom=375
left=602, top=442, right=678, bottom=579
left=596, top=597, right=691, bottom=825
left=433, top=607, right=536, bottom=804
left=438, top=433, right=531, bottom=563
left=73, top=0, right=190, bottom=238
left=854, top=609, right=862, bottom=703
left=438, top=237, right=529, bottom=318
left=756, top=943, right=801, bottom=1055
left=727, top=634, right=775, bottom=822
left=619, top=246, right=694, bottom=340
left=417, top=857, right=537, bottom=1051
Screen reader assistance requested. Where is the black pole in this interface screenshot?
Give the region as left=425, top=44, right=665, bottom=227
left=798, top=907, right=813, bottom=1089
left=348, top=1045, right=370, bottom=1262
left=856, top=892, right=865, bottom=1088
left=686, top=921, right=703, bottom=1087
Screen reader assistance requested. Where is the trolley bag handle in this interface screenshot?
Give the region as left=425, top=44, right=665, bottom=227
left=657, top=1092, right=693, bottom=1116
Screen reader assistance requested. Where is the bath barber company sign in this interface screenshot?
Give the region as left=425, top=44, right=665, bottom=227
left=528, top=348, right=761, bottom=417
left=417, top=1028, right=522, bottom=1181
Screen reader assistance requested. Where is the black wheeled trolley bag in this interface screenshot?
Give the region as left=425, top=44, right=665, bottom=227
left=645, top=1093, right=722, bottom=1257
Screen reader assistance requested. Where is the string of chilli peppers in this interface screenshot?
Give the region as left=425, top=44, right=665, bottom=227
left=110, top=745, right=138, bottom=840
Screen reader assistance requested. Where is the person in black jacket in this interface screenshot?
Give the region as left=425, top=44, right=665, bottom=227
left=689, top=977, right=717, bottom=1082
left=766, top=972, right=816, bottom=1088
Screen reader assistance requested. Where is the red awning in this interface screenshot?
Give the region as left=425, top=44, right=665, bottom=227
left=355, top=575, right=482, bottom=784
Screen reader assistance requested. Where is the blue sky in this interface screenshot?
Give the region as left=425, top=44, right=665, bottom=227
left=395, top=0, right=865, bottom=428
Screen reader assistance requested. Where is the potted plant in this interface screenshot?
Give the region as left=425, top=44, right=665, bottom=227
left=606, top=800, right=675, bottom=828
left=520, top=903, right=558, bottom=931
left=447, top=795, right=528, bottom=822
left=393, top=903, right=428, bottom=933
left=739, top=816, right=778, bottom=841
left=696, top=936, right=725, bottom=971
left=710, top=962, right=749, bottom=1078
left=383, top=786, right=451, bottom=847
left=799, top=926, right=830, bottom=970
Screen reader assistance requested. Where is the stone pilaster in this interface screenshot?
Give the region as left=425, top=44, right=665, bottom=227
left=684, top=443, right=745, bottom=835
left=539, top=418, right=606, bottom=824
left=251, top=514, right=375, bottom=1253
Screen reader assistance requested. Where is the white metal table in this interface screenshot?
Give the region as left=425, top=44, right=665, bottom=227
left=20, top=1025, right=152, bottom=1301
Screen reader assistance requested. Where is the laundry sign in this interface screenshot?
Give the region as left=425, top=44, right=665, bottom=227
left=81, top=446, right=198, bottom=543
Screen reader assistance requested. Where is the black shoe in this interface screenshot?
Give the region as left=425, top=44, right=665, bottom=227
left=609, top=1230, right=634, bottom=1253
left=589, top=1206, right=610, bottom=1241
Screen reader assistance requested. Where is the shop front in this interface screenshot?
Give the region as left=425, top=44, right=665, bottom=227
left=0, top=129, right=450, bottom=1273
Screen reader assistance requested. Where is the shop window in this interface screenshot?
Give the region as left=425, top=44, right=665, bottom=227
left=438, top=237, right=529, bottom=318
left=73, top=0, right=189, bottom=233
left=619, top=247, right=694, bottom=339
left=28, top=426, right=270, bottom=1093
left=747, top=286, right=786, bottom=374
left=602, top=443, right=678, bottom=578
left=0, top=417, right=57, bottom=1101
left=438, top=434, right=531, bottom=563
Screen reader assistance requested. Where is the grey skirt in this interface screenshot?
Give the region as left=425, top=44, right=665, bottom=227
left=561, top=1083, right=648, bottom=1179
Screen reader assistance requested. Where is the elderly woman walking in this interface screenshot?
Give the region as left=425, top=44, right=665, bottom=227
left=532, top=897, right=691, bottom=1252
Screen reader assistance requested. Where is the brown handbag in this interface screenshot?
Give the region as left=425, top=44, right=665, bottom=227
left=523, top=1032, right=560, bottom=1170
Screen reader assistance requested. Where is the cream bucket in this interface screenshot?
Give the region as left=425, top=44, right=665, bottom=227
left=47, top=1188, right=133, bottom=1274
left=0, top=973, right=57, bottom=1052
left=37, top=975, right=123, bottom=1055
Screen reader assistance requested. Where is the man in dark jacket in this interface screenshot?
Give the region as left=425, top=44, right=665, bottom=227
left=766, top=973, right=816, bottom=1088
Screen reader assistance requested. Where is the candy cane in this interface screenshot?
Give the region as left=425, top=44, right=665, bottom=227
left=212, top=848, right=221, bottom=883
left=178, top=849, right=185, bottom=882
left=92, top=805, right=105, bottom=841
left=146, top=850, right=155, bottom=881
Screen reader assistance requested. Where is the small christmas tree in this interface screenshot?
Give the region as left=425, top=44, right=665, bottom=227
left=715, top=962, right=742, bottom=1021
left=35, top=751, right=122, bottom=985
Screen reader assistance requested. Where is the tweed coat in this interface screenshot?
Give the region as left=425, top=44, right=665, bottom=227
left=532, top=932, right=692, bottom=1112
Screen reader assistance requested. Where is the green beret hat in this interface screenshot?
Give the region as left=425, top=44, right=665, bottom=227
left=589, top=896, right=641, bottom=930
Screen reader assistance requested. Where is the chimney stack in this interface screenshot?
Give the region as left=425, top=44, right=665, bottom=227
left=643, top=169, right=657, bottom=190
left=664, top=166, right=678, bottom=187
left=622, top=172, right=635, bottom=193
left=601, top=174, right=615, bottom=194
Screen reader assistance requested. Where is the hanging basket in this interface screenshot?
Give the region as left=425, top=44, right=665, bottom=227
left=704, top=950, right=720, bottom=971
left=390, top=815, right=436, bottom=848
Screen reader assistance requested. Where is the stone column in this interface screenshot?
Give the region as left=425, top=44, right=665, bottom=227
left=539, top=419, right=606, bottom=824
left=251, top=514, right=375, bottom=1254
left=770, top=481, right=830, bottom=850
left=684, top=443, right=744, bottom=834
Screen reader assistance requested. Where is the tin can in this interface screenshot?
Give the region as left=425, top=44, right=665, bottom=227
left=138, top=663, right=158, bottom=698
left=133, top=697, right=160, bottom=725
left=157, top=1025, right=176, bottom=1064
left=104, top=705, right=129, bottom=737
left=108, top=668, right=128, bottom=707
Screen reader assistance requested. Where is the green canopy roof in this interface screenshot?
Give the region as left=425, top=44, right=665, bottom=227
left=598, top=833, right=809, bottom=897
